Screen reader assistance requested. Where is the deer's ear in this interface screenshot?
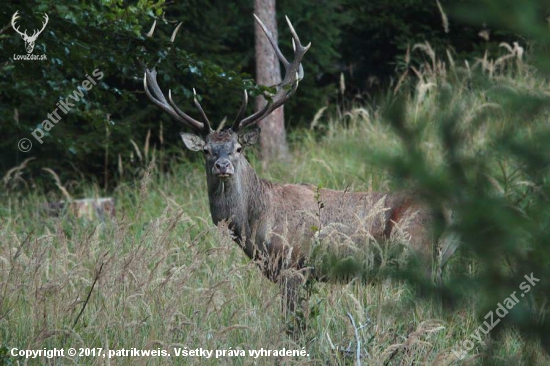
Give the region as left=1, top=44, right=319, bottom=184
left=239, top=128, right=260, bottom=147
left=180, top=133, right=205, bottom=151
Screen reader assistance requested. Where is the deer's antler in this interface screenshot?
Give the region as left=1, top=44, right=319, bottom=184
left=11, top=11, right=48, bottom=41
left=144, top=69, right=212, bottom=136
left=11, top=11, right=26, bottom=38
left=27, top=13, right=48, bottom=41
left=232, top=15, right=311, bottom=132
left=144, top=15, right=309, bottom=135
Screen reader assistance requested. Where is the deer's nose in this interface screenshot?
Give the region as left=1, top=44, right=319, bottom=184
left=214, top=159, right=234, bottom=178
left=215, top=159, right=232, bottom=174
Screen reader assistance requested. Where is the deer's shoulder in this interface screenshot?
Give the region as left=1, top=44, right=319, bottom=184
left=267, top=182, right=318, bottom=202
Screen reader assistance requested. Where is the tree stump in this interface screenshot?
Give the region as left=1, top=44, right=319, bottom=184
left=43, top=198, right=115, bottom=220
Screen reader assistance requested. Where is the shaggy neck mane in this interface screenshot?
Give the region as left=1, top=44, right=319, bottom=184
left=206, top=157, right=271, bottom=258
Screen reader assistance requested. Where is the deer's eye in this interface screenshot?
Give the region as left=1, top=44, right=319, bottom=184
left=236, top=147, right=242, bottom=153
left=203, top=148, right=210, bottom=155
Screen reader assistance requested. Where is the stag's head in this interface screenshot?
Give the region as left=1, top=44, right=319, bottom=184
left=181, top=128, right=260, bottom=179
left=144, top=15, right=310, bottom=181
left=11, top=11, right=49, bottom=54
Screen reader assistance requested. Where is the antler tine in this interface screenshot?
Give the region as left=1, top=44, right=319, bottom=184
left=144, top=69, right=209, bottom=135
left=192, top=88, right=212, bottom=132
left=237, top=102, right=271, bottom=130
left=232, top=90, right=249, bottom=130
left=38, top=13, right=49, bottom=33
left=27, top=13, right=49, bottom=40
left=167, top=89, right=200, bottom=127
left=235, top=15, right=311, bottom=131
left=11, top=11, right=26, bottom=37
left=283, top=15, right=310, bottom=80
left=253, top=14, right=289, bottom=68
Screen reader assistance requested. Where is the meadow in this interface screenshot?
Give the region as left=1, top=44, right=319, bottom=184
left=1, top=47, right=550, bottom=365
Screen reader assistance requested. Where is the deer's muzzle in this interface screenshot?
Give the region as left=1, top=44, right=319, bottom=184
left=213, top=158, right=234, bottom=178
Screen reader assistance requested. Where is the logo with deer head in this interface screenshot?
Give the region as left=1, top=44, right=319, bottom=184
left=11, top=10, right=48, bottom=54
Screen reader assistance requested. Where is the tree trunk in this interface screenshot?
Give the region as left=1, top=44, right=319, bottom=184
left=254, top=0, right=289, bottom=161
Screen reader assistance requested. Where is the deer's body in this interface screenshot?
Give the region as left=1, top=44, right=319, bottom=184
left=144, top=14, right=435, bottom=315
left=205, top=138, right=432, bottom=284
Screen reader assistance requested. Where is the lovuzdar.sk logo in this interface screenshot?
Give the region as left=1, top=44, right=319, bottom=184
left=11, top=10, right=48, bottom=61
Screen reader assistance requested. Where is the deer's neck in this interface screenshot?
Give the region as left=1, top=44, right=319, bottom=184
left=206, top=158, right=271, bottom=256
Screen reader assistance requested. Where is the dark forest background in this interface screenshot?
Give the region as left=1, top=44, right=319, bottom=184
left=0, top=0, right=530, bottom=189
left=2, top=2, right=550, bottom=363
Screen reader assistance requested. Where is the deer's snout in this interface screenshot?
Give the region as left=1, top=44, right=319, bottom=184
left=213, top=158, right=234, bottom=178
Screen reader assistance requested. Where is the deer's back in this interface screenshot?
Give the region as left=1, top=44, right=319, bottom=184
left=267, top=183, right=426, bottom=254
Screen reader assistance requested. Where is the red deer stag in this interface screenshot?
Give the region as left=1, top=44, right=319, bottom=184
left=144, top=15, right=436, bottom=315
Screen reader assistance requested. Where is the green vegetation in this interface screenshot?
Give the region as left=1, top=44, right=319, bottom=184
left=0, top=0, right=347, bottom=184
left=2, top=49, right=549, bottom=362
left=1, top=0, right=520, bottom=186
left=2, top=0, right=550, bottom=364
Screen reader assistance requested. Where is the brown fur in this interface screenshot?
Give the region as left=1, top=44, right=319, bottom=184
left=188, top=129, right=435, bottom=315
left=142, top=15, right=434, bottom=317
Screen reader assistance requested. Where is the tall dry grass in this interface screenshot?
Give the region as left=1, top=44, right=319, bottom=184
left=2, top=45, right=550, bottom=365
